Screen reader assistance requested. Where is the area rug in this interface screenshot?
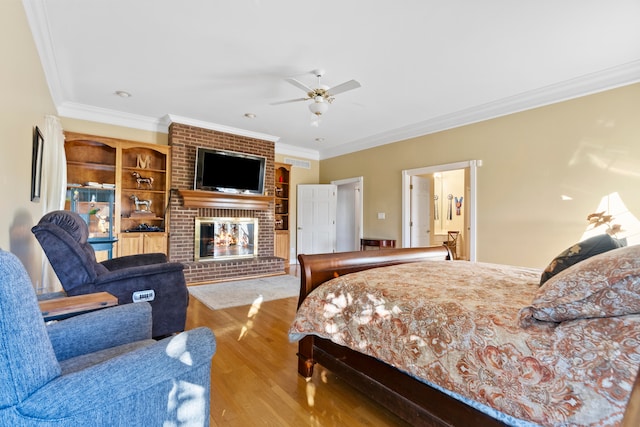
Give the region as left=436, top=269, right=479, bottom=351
left=188, top=274, right=299, bottom=310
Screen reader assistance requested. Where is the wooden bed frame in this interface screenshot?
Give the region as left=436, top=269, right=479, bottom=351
left=295, top=246, right=640, bottom=427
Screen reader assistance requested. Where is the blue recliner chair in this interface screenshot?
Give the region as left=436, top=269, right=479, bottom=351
left=0, top=249, right=216, bottom=426
left=32, top=210, right=188, bottom=338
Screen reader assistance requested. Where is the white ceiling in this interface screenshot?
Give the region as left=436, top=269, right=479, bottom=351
left=24, top=0, right=640, bottom=159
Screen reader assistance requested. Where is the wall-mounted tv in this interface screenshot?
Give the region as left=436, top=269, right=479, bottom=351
left=194, top=148, right=266, bottom=195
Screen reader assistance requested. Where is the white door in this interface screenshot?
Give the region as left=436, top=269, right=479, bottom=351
left=410, top=175, right=431, bottom=247
left=297, top=184, right=337, bottom=255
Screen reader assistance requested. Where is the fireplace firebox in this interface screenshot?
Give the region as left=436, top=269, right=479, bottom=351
left=195, top=217, right=258, bottom=261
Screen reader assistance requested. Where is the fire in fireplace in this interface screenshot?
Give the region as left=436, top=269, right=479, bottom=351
left=195, top=217, right=258, bottom=261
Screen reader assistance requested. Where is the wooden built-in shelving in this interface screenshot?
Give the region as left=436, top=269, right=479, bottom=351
left=64, top=132, right=171, bottom=257
left=274, top=163, right=291, bottom=265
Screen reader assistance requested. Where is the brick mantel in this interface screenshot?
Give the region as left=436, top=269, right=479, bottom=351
left=180, top=190, right=273, bottom=210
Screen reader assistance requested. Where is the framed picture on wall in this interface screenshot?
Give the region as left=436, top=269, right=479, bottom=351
left=31, top=126, right=44, bottom=202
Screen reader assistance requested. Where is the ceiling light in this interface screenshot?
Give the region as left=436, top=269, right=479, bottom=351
left=309, top=101, right=328, bottom=116
left=114, top=90, right=131, bottom=98
left=315, top=138, right=325, bottom=143
left=244, top=113, right=256, bottom=119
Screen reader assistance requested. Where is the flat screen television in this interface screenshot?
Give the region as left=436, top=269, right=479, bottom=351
left=194, top=148, right=266, bottom=195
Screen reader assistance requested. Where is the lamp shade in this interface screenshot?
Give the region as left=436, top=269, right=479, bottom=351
left=309, top=101, right=329, bottom=116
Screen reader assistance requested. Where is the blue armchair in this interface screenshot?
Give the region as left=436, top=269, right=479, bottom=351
left=32, top=210, right=188, bottom=337
left=0, top=249, right=216, bottom=426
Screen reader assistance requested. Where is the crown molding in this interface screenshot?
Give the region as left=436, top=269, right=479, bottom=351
left=50, top=61, right=640, bottom=161
left=57, top=102, right=166, bottom=132
left=164, top=114, right=280, bottom=143
left=318, top=60, right=640, bottom=160
left=23, top=0, right=64, bottom=107
left=274, top=142, right=320, bottom=161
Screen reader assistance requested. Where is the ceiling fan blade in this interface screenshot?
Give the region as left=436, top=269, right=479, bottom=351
left=285, top=77, right=314, bottom=94
left=326, top=79, right=361, bottom=96
left=270, top=97, right=308, bottom=106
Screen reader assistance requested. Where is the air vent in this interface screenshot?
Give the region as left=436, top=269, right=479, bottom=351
left=284, top=158, right=311, bottom=169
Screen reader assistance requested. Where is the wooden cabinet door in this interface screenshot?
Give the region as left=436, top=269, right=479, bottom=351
left=275, top=230, right=290, bottom=264
left=117, top=233, right=143, bottom=257
left=143, top=233, right=168, bottom=254
left=117, top=232, right=167, bottom=256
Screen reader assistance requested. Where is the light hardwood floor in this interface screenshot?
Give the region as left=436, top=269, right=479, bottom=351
left=185, top=270, right=411, bottom=427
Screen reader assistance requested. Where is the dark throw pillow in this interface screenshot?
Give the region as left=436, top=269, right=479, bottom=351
left=540, top=234, right=623, bottom=285
left=522, top=244, right=640, bottom=324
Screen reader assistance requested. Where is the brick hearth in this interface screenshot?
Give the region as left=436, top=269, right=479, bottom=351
left=168, top=122, right=284, bottom=284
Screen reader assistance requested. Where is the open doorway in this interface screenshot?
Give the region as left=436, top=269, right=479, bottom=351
left=401, top=160, right=480, bottom=261
left=333, top=177, right=363, bottom=252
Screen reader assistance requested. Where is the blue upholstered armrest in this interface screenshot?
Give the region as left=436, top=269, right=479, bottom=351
left=46, top=302, right=152, bottom=362
left=19, top=328, right=216, bottom=422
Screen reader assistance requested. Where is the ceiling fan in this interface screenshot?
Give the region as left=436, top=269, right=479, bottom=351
left=272, top=69, right=361, bottom=119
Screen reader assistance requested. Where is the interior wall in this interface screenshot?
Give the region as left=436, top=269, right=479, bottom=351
left=1, top=0, right=57, bottom=285
left=320, top=83, right=640, bottom=268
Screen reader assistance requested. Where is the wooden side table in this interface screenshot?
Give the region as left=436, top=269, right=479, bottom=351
left=39, top=292, right=118, bottom=321
left=360, top=238, right=396, bottom=251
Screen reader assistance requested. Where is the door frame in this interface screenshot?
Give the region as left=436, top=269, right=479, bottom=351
left=401, top=160, right=480, bottom=261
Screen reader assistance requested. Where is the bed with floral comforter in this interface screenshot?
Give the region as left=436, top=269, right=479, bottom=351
left=289, top=244, right=640, bottom=426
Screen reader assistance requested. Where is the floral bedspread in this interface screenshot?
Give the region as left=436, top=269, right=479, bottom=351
left=288, top=260, right=640, bottom=427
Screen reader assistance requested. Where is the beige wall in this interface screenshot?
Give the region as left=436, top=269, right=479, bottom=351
left=1, top=0, right=57, bottom=283
left=320, top=83, right=640, bottom=268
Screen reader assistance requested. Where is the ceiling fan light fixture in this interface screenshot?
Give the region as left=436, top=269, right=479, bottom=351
left=274, top=69, right=360, bottom=122
left=309, top=101, right=328, bottom=116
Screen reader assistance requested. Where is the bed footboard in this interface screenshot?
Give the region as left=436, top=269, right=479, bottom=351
left=296, top=245, right=452, bottom=377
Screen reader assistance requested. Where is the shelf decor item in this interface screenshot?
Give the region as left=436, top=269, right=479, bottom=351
left=132, top=171, right=154, bottom=189
left=136, top=153, right=151, bottom=169
left=130, top=194, right=153, bottom=212
left=30, top=126, right=44, bottom=202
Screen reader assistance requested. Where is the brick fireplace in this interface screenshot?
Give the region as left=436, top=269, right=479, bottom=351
left=168, top=122, right=284, bottom=284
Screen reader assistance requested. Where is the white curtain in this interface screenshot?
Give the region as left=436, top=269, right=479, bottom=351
left=39, top=115, right=66, bottom=293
